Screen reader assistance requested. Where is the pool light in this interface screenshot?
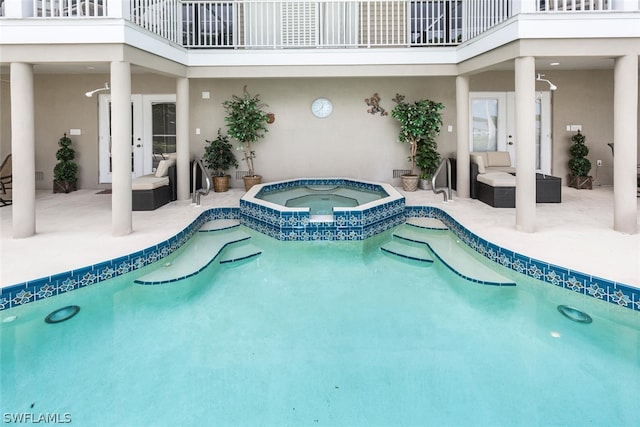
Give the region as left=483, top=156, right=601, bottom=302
left=45, top=305, right=81, bottom=324
left=557, top=305, right=592, bottom=324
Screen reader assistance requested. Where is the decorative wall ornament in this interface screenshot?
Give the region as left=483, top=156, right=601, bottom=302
left=364, top=93, right=388, bottom=116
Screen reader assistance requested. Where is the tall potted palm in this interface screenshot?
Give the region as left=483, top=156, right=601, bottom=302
left=222, top=86, right=270, bottom=191
left=391, top=94, right=444, bottom=191
left=203, top=129, right=238, bottom=192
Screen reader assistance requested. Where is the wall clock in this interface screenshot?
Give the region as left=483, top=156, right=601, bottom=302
left=311, top=98, right=333, bottom=118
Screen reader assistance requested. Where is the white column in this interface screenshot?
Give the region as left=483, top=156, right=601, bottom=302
left=10, top=63, right=36, bottom=238
left=176, top=78, right=190, bottom=201
left=512, top=0, right=537, bottom=13
left=455, top=75, right=470, bottom=198
left=110, top=61, right=132, bottom=236
left=514, top=56, right=536, bottom=233
left=613, top=54, right=638, bottom=234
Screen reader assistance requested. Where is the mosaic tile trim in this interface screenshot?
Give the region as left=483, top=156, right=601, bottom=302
left=405, top=206, right=640, bottom=313
left=255, top=178, right=388, bottom=196
left=240, top=179, right=406, bottom=241
left=0, top=207, right=240, bottom=311
left=3, top=205, right=637, bottom=314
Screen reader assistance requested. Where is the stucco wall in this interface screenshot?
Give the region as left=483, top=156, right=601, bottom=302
left=190, top=77, right=458, bottom=188
left=1, top=70, right=637, bottom=191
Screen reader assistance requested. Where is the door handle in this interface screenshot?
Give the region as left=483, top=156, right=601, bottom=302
left=136, top=144, right=141, bottom=148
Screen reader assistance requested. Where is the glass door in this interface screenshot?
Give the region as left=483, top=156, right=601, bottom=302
left=470, top=92, right=552, bottom=174
left=99, top=94, right=176, bottom=183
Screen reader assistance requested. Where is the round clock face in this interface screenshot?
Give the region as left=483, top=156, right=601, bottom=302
left=311, top=98, right=333, bottom=118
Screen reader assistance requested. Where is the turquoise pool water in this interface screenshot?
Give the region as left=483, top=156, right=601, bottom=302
left=1, top=226, right=639, bottom=426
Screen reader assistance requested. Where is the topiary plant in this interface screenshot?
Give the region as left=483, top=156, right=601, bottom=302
left=53, top=133, right=78, bottom=193
left=568, top=131, right=591, bottom=177
left=568, top=131, right=592, bottom=189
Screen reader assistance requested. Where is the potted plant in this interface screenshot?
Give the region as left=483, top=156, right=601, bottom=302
left=568, top=130, right=592, bottom=189
left=222, top=86, right=270, bottom=191
left=53, top=133, right=78, bottom=193
left=391, top=94, right=444, bottom=191
left=416, top=138, right=441, bottom=190
left=203, top=129, right=238, bottom=192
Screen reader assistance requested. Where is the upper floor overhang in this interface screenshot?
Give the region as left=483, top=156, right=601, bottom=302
left=1, top=0, right=639, bottom=78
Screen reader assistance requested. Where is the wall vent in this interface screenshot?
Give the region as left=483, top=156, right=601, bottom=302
left=393, top=169, right=411, bottom=178
left=236, top=170, right=249, bottom=180
left=35, top=171, right=44, bottom=181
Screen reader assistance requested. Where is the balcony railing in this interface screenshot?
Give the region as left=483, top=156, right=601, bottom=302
left=2, top=0, right=630, bottom=49
left=538, top=0, right=612, bottom=12
left=154, top=0, right=492, bottom=49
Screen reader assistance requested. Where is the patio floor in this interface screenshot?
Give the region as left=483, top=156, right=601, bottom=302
left=1, top=185, right=638, bottom=289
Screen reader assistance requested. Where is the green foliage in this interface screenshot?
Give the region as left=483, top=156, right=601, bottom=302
left=416, top=139, right=441, bottom=179
left=54, top=133, right=78, bottom=183
left=568, top=131, right=591, bottom=177
left=391, top=94, right=444, bottom=176
left=203, top=129, right=238, bottom=177
left=222, top=86, right=270, bottom=176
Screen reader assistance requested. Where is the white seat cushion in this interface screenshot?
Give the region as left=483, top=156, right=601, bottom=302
left=477, top=172, right=515, bottom=187
left=132, top=174, right=170, bottom=190
left=470, top=154, right=486, bottom=173
left=486, top=151, right=512, bottom=167
left=155, top=159, right=176, bottom=178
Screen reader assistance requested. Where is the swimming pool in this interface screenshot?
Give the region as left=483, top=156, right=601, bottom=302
left=1, top=223, right=639, bottom=426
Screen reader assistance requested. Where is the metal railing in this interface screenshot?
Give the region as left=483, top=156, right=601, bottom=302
left=33, top=0, right=107, bottom=17
left=191, top=158, right=212, bottom=206
left=538, top=0, right=612, bottom=12
left=7, top=0, right=630, bottom=47
left=431, top=157, right=452, bottom=202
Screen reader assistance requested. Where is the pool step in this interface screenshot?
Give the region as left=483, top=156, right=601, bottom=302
left=380, top=240, right=434, bottom=264
left=406, top=217, right=448, bottom=230
left=219, top=243, right=262, bottom=264
left=199, top=219, right=240, bottom=232
left=388, top=225, right=516, bottom=286
left=135, top=228, right=256, bottom=285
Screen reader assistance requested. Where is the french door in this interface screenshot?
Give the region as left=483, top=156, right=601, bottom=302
left=470, top=91, right=552, bottom=174
left=98, top=94, right=176, bottom=183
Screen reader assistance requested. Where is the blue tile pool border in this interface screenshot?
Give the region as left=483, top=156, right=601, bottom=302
left=405, top=206, right=640, bottom=313
left=1, top=205, right=638, bottom=314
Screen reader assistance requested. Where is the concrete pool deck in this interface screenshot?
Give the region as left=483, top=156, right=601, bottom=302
left=0, top=185, right=638, bottom=289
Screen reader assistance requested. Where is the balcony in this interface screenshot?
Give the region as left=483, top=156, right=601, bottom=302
left=1, top=0, right=633, bottom=50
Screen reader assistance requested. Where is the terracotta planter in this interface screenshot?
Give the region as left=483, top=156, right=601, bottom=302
left=213, top=175, right=230, bottom=192
left=568, top=175, right=593, bottom=190
left=400, top=174, right=419, bottom=192
left=243, top=175, right=262, bottom=191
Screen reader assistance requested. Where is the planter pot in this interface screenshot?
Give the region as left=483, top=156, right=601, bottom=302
left=400, top=174, right=419, bottom=192
left=243, top=175, right=262, bottom=191
left=568, top=175, right=593, bottom=190
left=213, top=175, right=230, bottom=192
left=53, top=180, right=77, bottom=194
left=418, top=178, right=432, bottom=191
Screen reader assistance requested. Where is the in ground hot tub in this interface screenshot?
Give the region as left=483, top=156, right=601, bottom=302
left=240, top=178, right=405, bottom=241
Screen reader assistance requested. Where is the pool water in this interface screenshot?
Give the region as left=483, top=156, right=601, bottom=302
left=257, top=185, right=386, bottom=214
left=2, top=226, right=639, bottom=426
